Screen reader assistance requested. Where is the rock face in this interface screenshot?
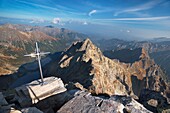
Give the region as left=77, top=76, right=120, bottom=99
left=45, top=39, right=168, bottom=97
left=14, top=77, right=66, bottom=107
left=57, top=91, right=152, bottom=113
left=46, top=38, right=133, bottom=96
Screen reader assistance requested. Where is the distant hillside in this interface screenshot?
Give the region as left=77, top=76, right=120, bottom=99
left=0, top=24, right=88, bottom=75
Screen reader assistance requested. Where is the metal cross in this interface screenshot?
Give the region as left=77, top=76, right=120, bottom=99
left=24, top=42, right=50, bottom=84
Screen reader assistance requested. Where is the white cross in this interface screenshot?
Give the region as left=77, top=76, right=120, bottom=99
left=24, top=42, right=50, bottom=84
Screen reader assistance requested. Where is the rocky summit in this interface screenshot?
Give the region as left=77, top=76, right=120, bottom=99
left=1, top=38, right=170, bottom=112
left=57, top=91, right=152, bottom=113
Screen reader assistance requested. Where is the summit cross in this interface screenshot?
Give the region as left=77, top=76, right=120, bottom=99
left=24, top=42, right=50, bottom=84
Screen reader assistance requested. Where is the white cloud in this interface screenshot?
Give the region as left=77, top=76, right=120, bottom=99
left=114, top=0, right=164, bottom=16
left=89, top=10, right=97, bottom=16
left=52, top=18, right=60, bottom=24
left=95, top=16, right=170, bottom=21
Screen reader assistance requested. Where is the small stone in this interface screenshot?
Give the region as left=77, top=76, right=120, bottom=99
left=147, top=99, right=158, bottom=107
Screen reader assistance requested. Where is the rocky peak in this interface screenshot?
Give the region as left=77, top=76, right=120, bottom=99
left=66, top=38, right=101, bottom=54
left=78, top=38, right=96, bottom=51
left=140, top=47, right=149, bottom=59
left=46, top=38, right=133, bottom=96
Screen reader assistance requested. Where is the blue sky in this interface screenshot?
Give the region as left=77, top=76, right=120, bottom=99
left=0, top=0, right=170, bottom=40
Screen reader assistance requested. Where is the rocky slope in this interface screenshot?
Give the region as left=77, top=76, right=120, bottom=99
left=97, top=38, right=170, bottom=80
left=0, top=24, right=87, bottom=75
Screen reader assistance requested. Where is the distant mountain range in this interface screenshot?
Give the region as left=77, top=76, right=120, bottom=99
left=0, top=24, right=88, bottom=75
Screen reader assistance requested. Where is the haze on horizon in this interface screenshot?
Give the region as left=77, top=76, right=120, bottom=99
left=0, top=0, right=170, bottom=40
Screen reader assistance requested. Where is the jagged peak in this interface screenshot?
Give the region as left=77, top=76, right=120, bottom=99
left=140, top=47, right=149, bottom=59
left=66, top=38, right=102, bottom=55
left=79, top=38, right=95, bottom=50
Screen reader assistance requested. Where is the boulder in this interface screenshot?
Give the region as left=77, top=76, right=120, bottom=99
left=147, top=99, right=158, bottom=107
left=14, top=77, right=66, bottom=107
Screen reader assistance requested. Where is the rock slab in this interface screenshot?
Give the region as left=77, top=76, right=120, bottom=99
left=14, top=77, right=66, bottom=107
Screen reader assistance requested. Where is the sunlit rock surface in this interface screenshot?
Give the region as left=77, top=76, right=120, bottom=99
left=46, top=38, right=133, bottom=96
left=14, top=77, right=66, bottom=107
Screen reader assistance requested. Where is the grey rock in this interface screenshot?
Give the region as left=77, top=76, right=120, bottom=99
left=147, top=99, right=158, bottom=107
left=57, top=91, right=152, bottom=113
